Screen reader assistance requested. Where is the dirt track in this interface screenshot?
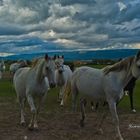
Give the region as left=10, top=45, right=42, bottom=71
left=0, top=96, right=140, bottom=140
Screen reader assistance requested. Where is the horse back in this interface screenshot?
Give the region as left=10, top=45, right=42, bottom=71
left=72, top=66, right=105, bottom=99
left=14, top=67, right=30, bottom=79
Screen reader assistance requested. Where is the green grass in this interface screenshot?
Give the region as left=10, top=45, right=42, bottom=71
left=0, top=79, right=15, bottom=97
left=0, top=65, right=140, bottom=113
left=118, top=80, right=140, bottom=111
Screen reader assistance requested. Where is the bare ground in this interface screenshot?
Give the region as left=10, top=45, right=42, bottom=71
left=0, top=96, right=140, bottom=140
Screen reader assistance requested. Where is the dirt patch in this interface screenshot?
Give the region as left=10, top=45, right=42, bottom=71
left=0, top=97, right=140, bottom=140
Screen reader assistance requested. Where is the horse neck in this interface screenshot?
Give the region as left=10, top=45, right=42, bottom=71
left=57, top=70, right=65, bottom=85
left=116, top=67, right=133, bottom=88
left=34, top=60, right=45, bottom=83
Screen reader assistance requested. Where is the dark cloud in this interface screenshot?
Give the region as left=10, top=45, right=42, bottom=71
left=60, top=0, right=96, bottom=6
left=0, top=0, right=140, bottom=53
left=0, top=24, right=27, bottom=35
left=116, top=2, right=140, bottom=23
left=0, top=0, right=3, bottom=5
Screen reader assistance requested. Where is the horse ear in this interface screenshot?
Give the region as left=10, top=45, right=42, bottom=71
left=136, top=51, right=140, bottom=58
left=45, top=54, right=49, bottom=61
left=62, top=55, right=64, bottom=59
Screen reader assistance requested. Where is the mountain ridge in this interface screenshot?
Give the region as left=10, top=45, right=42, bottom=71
left=1, top=49, right=139, bottom=61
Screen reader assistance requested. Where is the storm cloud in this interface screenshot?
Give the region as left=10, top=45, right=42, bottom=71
left=0, top=0, right=140, bottom=56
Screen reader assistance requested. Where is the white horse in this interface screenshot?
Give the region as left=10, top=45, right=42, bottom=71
left=0, top=60, right=6, bottom=79
left=55, top=55, right=72, bottom=106
left=69, top=51, right=140, bottom=140
left=13, top=54, right=56, bottom=130
left=10, top=60, right=28, bottom=74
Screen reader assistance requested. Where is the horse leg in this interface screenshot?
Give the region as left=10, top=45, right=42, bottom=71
left=57, top=87, right=62, bottom=102
left=91, top=101, right=99, bottom=111
left=91, top=101, right=94, bottom=111
left=129, top=90, right=136, bottom=113
left=33, top=97, right=42, bottom=130
left=95, top=102, right=99, bottom=110
left=80, top=98, right=87, bottom=127
left=19, top=97, right=26, bottom=126
left=60, top=86, right=65, bottom=106
left=71, top=84, right=78, bottom=112
left=26, top=94, right=36, bottom=130
left=96, top=105, right=108, bottom=134
left=59, top=87, right=63, bottom=100
left=108, top=100, right=123, bottom=140
left=61, top=81, right=71, bottom=106
left=34, top=91, right=48, bottom=130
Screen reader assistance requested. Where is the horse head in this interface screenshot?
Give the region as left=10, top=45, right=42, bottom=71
left=55, top=55, right=64, bottom=74
left=43, top=54, right=56, bottom=88
left=18, top=60, right=28, bottom=67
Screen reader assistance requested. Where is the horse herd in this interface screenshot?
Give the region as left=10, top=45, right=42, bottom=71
left=0, top=51, right=140, bottom=140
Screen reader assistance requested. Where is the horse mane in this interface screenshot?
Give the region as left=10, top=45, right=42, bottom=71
left=30, top=58, right=45, bottom=82
left=31, top=59, right=39, bottom=68
left=103, top=56, right=134, bottom=75
left=31, top=57, right=43, bottom=68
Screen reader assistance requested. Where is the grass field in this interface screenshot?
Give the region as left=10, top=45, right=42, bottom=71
left=0, top=65, right=140, bottom=140
left=1, top=64, right=140, bottom=112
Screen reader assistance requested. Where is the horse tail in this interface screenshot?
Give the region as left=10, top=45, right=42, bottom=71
left=63, top=81, right=71, bottom=105
left=69, top=63, right=75, bottom=72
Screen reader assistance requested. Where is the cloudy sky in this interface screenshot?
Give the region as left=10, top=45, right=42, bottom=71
left=0, top=0, right=140, bottom=56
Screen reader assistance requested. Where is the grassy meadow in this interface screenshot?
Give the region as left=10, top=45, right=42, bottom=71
left=0, top=63, right=140, bottom=113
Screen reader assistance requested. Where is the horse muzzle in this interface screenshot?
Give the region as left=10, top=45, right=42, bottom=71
left=58, top=70, right=64, bottom=74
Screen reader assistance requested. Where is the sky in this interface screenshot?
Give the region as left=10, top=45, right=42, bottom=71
left=0, top=0, right=140, bottom=57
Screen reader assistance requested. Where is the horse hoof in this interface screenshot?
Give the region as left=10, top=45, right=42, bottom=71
left=28, top=127, right=34, bottom=131
left=94, top=128, right=103, bottom=135
left=99, top=128, right=103, bottom=135
left=28, top=125, right=34, bottom=131
left=115, top=137, right=124, bottom=140
left=80, top=120, right=84, bottom=127
left=91, top=107, right=97, bottom=112
left=21, top=122, right=26, bottom=127
left=115, top=135, right=124, bottom=140
left=34, top=127, right=39, bottom=131
left=91, top=106, right=94, bottom=110
left=60, top=103, right=64, bottom=107
left=132, top=109, right=136, bottom=113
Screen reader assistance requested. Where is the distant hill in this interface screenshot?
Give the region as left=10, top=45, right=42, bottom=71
left=1, top=49, right=140, bottom=61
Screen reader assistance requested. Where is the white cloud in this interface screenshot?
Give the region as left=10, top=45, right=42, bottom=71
left=118, top=2, right=127, bottom=11
left=132, top=43, right=140, bottom=49
left=48, top=30, right=55, bottom=37
left=0, top=0, right=140, bottom=53
left=0, top=52, right=15, bottom=57
left=54, top=38, right=85, bottom=48
left=49, top=3, right=77, bottom=17
left=45, top=15, right=87, bottom=33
